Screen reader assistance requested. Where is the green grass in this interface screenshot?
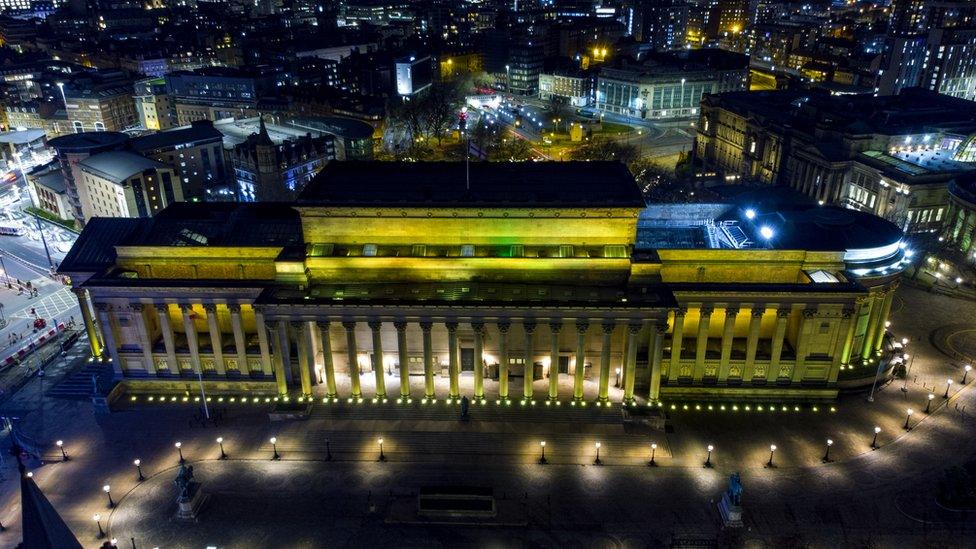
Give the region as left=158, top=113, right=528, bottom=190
left=25, top=207, right=76, bottom=232
left=596, top=122, right=633, bottom=135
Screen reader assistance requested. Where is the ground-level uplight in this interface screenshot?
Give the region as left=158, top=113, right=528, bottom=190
left=134, top=459, right=144, bottom=481
left=766, top=444, right=777, bottom=468
left=378, top=438, right=386, bottom=462
left=94, top=514, right=105, bottom=538
left=822, top=439, right=833, bottom=463
left=593, top=442, right=602, bottom=466
left=103, top=484, right=114, bottom=508
left=649, top=443, right=658, bottom=467
left=175, top=441, right=184, bottom=464
left=925, top=393, right=935, bottom=413
left=904, top=408, right=914, bottom=430
left=56, top=440, right=68, bottom=461
left=704, top=444, right=714, bottom=468
left=270, top=437, right=280, bottom=460
left=871, top=426, right=881, bottom=449
left=538, top=441, right=547, bottom=465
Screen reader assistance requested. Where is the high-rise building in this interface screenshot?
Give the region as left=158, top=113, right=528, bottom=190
left=510, top=38, right=544, bottom=95
left=634, top=0, right=689, bottom=51
left=47, top=131, right=129, bottom=227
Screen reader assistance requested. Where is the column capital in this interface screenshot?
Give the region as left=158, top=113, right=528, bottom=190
left=841, top=306, right=856, bottom=319
left=419, top=320, right=433, bottom=332
left=523, top=321, right=536, bottom=334
left=178, top=303, right=193, bottom=312
left=471, top=321, right=485, bottom=333
left=342, top=320, right=357, bottom=331
left=699, top=305, right=714, bottom=316
left=776, top=307, right=792, bottom=318
left=751, top=306, right=765, bottom=318
left=368, top=320, right=383, bottom=331
left=445, top=321, right=458, bottom=333
left=575, top=320, right=589, bottom=334
left=601, top=321, right=615, bottom=334
left=549, top=320, right=562, bottom=333
left=627, top=322, right=642, bottom=334
left=289, top=320, right=304, bottom=331
left=724, top=306, right=739, bottom=318
left=496, top=320, right=511, bottom=334
left=656, top=322, right=670, bottom=334
left=203, top=303, right=218, bottom=313
left=674, top=306, right=688, bottom=317
left=394, top=320, right=408, bottom=332
left=802, top=307, right=818, bottom=319
left=154, top=303, right=169, bottom=314
left=316, top=319, right=331, bottom=329
left=227, top=304, right=242, bottom=314
left=129, top=303, right=144, bottom=313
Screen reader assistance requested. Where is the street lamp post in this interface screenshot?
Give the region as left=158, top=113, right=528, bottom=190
left=538, top=441, right=547, bottom=464
left=13, top=152, right=53, bottom=270
left=649, top=443, right=657, bottom=467
left=704, top=444, right=713, bottom=468
left=94, top=514, right=105, bottom=539
left=943, top=379, right=953, bottom=398
left=175, top=441, right=184, bottom=464
left=593, top=442, right=602, bottom=465
left=866, top=356, right=885, bottom=402
left=103, top=485, right=114, bottom=508
left=925, top=393, right=935, bottom=413
left=378, top=438, right=386, bottom=462
left=766, top=444, right=777, bottom=468
left=901, top=353, right=915, bottom=392
left=822, top=439, right=833, bottom=463
left=56, top=440, right=68, bottom=461
left=326, top=439, right=332, bottom=461
left=871, top=426, right=881, bottom=449
left=903, top=408, right=914, bottom=430
left=963, top=365, right=972, bottom=384
left=134, top=459, right=144, bottom=481
left=270, top=437, right=280, bottom=460
left=217, top=437, right=227, bottom=459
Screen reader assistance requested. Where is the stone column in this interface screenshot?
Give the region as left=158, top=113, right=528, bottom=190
left=548, top=320, right=562, bottom=401
left=228, top=305, right=249, bottom=376
left=317, top=321, right=337, bottom=397
left=873, top=287, right=895, bottom=352
left=420, top=321, right=434, bottom=398
left=180, top=304, right=201, bottom=375
left=669, top=308, right=686, bottom=375
left=623, top=323, right=640, bottom=403
left=598, top=322, right=613, bottom=402
left=718, top=307, right=738, bottom=382
left=472, top=322, right=485, bottom=400
left=395, top=320, right=410, bottom=398
left=95, top=304, right=122, bottom=376
left=497, top=321, right=511, bottom=400
left=648, top=322, right=666, bottom=402
left=254, top=310, right=273, bottom=377
left=73, top=288, right=102, bottom=358
left=832, top=306, right=856, bottom=383
left=131, top=303, right=155, bottom=375
left=369, top=320, right=387, bottom=399
left=693, top=305, right=713, bottom=381
left=768, top=307, right=790, bottom=383
left=295, top=321, right=314, bottom=396
left=274, top=320, right=291, bottom=390
left=522, top=322, right=536, bottom=400
left=573, top=320, right=588, bottom=401
left=743, top=307, right=763, bottom=381
left=793, top=307, right=817, bottom=382
left=156, top=304, right=177, bottom=373
left=446, top=321, right=460, bottom=399
left=343, top=321, right=362, bottom=398
left=203, top=304, right=225, bottom=375
left=861, top=292, right=883, bottom=361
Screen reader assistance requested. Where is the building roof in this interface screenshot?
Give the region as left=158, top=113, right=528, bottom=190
left=78, top=151, right=166, bottom=184
left=20, top=472, right=83, bottom=549
left=298, top=161, right=646, bottom=208
left=126, top=202, right=304, bottom=248
left=129, top=120, right=222, bottom=152
left=58, top=217, right=144, bottom=273
left=0, top=128, right=45, bottom=144
left=287, top=116, right=374, bottom=140
left=47, top=131, right=127, bottom=152
left=32, top=169, right=66, bottom=194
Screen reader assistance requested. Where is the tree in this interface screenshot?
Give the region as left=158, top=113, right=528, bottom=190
left=547, top=96, right=573, bottom=132
left=568, top=138, right=639, bottom=165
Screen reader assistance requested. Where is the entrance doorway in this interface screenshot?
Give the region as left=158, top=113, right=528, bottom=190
left=460, top=348, right=474, bottom=371
left=558, top=356, right=570, bottom=374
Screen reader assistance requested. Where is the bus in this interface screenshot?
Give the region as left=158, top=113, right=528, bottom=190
left=0, top=224, right=24, bottom=236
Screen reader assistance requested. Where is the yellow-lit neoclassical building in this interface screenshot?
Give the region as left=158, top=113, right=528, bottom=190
left=59, top=162, right=908, bottom=404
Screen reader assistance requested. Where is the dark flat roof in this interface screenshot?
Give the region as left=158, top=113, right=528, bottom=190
left=298, top=161, right=646, bottom=208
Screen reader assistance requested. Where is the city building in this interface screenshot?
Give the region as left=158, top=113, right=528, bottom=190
left=596, top=49, right=748, bottom=121
left=63, top=71, right=139, bottom=133
left=26, top=163, right=73, bottom=221
left=76, top=150, right=183, bottom=219
left=694, top=88, right=976, bottom=233
left=229, top=118, right=333, bottom=202
left=5, top=100, right=69, bottom=137
left=165, top=67, right=276, bottom=126
left=133, top=77, right=174, bottom=131
left=394, top=54, right=433, bottom=98
left=47, top=131, right=129, bottom=227
left=634, top=0, right=688, bottom=51
left=509, top=39, right=544, bottom=95
left=0, top=128, right=46, bottom=170
left=59, top=161, right=905, bottom=404
left=538, top=67, right=592, bottom=106
left=129, top=119, right=227, bottom=201
left=943, top=171, right=976, bottom=256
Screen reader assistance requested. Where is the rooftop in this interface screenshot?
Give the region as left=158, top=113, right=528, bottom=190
left=78, top=151, right=166, bottom=184
left=298, top=161, right=646, bottom=208
left=47, top=131, right=127, bottom=152
left=129, top=120, right=223, bottom=152
left=0, top=128, right=45, bottom=144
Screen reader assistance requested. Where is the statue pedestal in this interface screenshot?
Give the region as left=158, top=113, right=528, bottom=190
left=717, top=491, right=742, bottom=528
left=175, top=482, right=208, bottom=520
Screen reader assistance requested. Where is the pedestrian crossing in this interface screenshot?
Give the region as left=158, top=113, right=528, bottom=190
left=10, top=285, right=77, bottom=321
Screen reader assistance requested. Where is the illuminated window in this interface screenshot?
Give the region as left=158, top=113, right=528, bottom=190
left=460, top=245, right=475, bottom=257
left=363, top=244, right=377, bottom=256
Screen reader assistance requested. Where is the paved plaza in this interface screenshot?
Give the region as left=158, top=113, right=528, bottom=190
left=0, top=285, right=973, bottom=547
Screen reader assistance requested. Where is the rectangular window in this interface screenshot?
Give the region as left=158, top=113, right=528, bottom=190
left=363, top=244, right=377, bottom=256
left=460, top=244, right=475, bottom=257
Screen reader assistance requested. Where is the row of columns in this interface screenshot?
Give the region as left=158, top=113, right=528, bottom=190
left=288, top=318, right=663, bottom=403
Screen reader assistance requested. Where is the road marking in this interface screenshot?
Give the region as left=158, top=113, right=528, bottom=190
left=9, top=286, right=77, bottom=321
